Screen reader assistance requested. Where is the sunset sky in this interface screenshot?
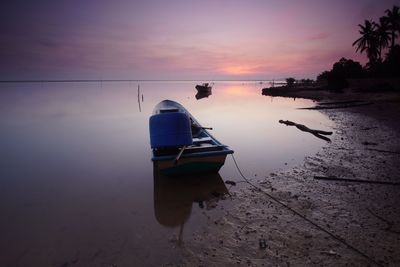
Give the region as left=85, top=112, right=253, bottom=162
left=0, top=0, right=398, bottom=80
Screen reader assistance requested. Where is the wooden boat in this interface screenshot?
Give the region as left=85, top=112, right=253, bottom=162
left=195, top=83, right=212, bottom=92
left=149, top=100, right=233, bottom=176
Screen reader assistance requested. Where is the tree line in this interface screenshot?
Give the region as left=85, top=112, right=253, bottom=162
left=353, top=5, right=399, bottom=65
left=317, top=5, right=399, bottom=89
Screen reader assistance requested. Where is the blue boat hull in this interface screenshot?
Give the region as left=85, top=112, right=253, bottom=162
left=154, top=154, right=228, bottom=176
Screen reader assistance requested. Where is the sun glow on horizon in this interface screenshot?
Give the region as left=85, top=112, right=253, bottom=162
left=222, top=85, right=258, bottom=96
left=221, top=65, right=258, bottom=75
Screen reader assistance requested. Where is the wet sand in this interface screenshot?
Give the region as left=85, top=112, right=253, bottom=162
left=178, top=89, right=400, bottom=266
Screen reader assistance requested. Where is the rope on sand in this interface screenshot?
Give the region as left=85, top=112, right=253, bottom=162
left=230, top=154, right=383, bottom=267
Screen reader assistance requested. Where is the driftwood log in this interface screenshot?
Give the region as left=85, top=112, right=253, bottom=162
left=314, top=176, right=400, bottom=185
left=279, top=120, right=333, bottom=142
left=367, top=148, right=400, bottom=154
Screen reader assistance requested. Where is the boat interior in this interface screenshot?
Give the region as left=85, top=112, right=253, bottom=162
left=153, top=136, right=225, bottom=157
left=152, top=105, right=228, bottom=158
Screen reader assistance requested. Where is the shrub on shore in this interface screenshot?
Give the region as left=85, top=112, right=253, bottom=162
left=317, top=58, right=364, bottom=90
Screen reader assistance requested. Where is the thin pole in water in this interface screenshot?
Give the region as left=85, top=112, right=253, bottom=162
left=137, top=84, right=141, bottom=112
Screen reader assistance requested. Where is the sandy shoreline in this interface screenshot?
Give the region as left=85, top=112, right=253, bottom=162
left=178, top=89, right=400, bottom=266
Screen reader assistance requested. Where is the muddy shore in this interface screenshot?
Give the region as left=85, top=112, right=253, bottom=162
left=178, top=88, right=400, bottom=266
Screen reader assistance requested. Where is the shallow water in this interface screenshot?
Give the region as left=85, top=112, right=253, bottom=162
left=0, top=81, right=332, bottom=265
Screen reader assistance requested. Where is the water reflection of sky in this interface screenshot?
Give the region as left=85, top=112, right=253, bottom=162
left=0, top=81, right=332, bottom=265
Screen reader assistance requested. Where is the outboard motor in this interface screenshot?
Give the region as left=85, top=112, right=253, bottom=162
left=149, top=112, right=193, bottom=149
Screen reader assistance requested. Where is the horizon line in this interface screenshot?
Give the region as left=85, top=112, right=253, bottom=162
left=0, top=78, right=287, bottom=84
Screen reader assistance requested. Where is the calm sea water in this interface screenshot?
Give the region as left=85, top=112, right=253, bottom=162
left=0, top=81, right=332, bottom=266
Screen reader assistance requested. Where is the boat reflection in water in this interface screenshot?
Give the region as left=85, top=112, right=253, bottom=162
left=195, top=90, right=212, bottom=100
left=153, top=164, right=229, bottom=244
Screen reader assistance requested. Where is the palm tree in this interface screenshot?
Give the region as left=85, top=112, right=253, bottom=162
left=375, top=18, right=391, bottom=61
left=352, top=20, right=379, bottom=64
left=384, top=5, right=400, bottom=49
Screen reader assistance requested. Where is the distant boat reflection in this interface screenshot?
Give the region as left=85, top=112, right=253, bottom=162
left=195, top=90, right=212, bottom=100
left=153, top=164, right=229, bottom=244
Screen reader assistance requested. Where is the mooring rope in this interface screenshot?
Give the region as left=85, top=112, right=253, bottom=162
left=230, top=154, right=382, bottom=267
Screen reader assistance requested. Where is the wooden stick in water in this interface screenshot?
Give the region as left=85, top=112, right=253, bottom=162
left=137, top=84, right=142, bottom=112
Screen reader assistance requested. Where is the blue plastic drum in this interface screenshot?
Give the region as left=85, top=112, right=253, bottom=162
left=149, top=112, right=193, bottom=149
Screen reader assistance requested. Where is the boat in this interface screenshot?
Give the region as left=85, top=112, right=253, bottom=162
left=149, top=100, right=233, bottom=176
left=195, top=83, right=212, bottom=92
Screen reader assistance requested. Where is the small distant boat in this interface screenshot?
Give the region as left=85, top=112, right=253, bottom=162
left=149, top=100, right=233, bottom=176
left=195, top=83, right=212, bottom=92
